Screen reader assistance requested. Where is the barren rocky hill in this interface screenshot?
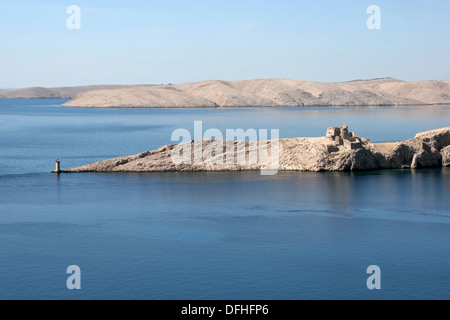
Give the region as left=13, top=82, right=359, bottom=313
left=0, top=84, right=154, bottom=99
left=59, top=78, right=450, bottom=108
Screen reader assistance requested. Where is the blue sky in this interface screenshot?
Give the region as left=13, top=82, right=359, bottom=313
left=0, top=0, right=449, bottom=87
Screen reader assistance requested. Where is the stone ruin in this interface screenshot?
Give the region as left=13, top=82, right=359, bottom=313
left=326, top=124, right=365, bottom=150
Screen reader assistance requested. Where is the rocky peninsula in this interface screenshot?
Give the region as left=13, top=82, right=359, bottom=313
left=63, top=126, right=450, bottom=173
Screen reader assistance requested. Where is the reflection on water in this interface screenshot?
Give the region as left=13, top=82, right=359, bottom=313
left=0, top=168, right=449, bottom=299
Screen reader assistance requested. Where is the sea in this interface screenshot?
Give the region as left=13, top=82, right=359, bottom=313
left=0, top=99, right=449, bottom=300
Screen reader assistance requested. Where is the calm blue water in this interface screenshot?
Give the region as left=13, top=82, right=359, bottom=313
left=0, top=99, right=449, bottom=300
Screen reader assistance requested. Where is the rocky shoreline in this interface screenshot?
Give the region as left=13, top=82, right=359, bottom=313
left=63, top=126, right=450, bottom=173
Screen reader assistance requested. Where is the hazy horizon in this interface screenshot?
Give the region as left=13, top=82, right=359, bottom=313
left=1, top=0, right=449, bottom=88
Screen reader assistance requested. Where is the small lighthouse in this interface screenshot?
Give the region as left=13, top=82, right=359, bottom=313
left=52, top=160, right=62, bottom=173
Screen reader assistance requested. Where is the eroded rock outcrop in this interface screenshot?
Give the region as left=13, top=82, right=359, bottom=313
left=64, top=127, right=450, bottom=173
left=442, top=146, right=450, bottom=167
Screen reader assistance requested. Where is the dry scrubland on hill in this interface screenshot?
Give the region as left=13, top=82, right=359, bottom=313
left=1, top=78, right=449, bottom=107
left=60, top=78, right=450, bottom=107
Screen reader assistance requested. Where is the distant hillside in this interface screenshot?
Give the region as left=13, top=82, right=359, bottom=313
left=2, top=79, right=449, bottom=107
left=61, top=78, right=450, bottom=108
left=0, top=85, right=154, bottom=99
